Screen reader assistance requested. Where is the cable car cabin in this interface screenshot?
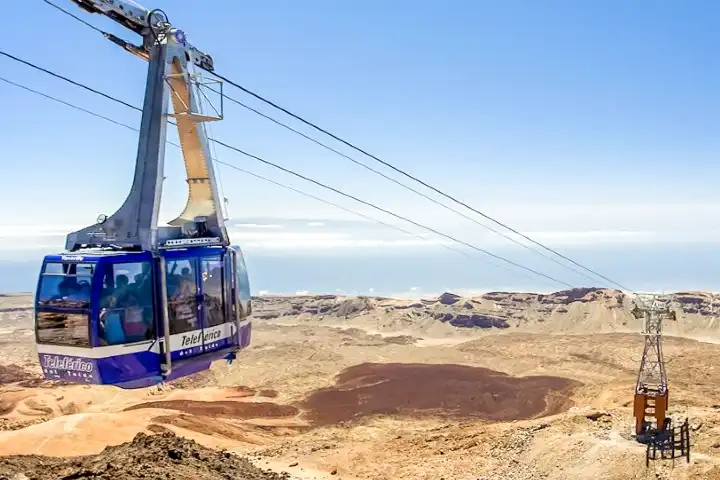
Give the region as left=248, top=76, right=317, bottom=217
left=33, top=245, right=252, bottom=389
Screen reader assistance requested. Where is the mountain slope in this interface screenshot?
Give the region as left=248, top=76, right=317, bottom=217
left=252, top=288, right=720, bottom=337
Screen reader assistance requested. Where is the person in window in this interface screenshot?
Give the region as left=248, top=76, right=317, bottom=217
left=115, top=274, right=130, bottom=297
left=204, top=267, right=224, bottom=325
left=50, top=279, right=87, bottom=307
left=121, top=293, right=149, bottom=342
left=134, top=268, right=153, bottom=307
left=52, top=278, right=73, bottom=299
left=74, top=281, right=91, bottom=302
left=115, top=274, right=144, bottom=309
left=100, top=270, right=115, bottom=309
left=100, top=296, right=126, bottom=345
left=170, top=279, right=197, bottom=333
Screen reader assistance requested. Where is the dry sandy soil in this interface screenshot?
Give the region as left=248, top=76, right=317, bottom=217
left=1, top=288, right=720, bottom=479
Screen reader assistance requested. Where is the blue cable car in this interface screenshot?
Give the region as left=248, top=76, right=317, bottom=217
left=34, top=245, right=251, bottom=389
left=33, top=10, right=253, bottom=388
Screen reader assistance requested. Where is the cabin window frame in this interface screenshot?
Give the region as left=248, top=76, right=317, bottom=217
left=96, top=260, right=156, bottom=346
left=35, top=260, right=95, bottom=347
left=165, top=257, right=201, bottom=335
left=235, top=249, right=252, bottom=317
left=36, top=261, right=95, bottom=309
left=199, top=254, right=226, bottom=328
left=224, top=252, right=236, bottom=322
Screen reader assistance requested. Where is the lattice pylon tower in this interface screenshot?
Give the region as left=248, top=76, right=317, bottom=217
left=631, top=294, right=677, bottom=437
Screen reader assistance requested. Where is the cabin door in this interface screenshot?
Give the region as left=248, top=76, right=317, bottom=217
left=197, top=255, right=231, bottom=354
left=164, top=256, right=203, bottom=358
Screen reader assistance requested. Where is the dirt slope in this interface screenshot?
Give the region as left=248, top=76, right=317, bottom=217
left=1, top=291, right=720, bottom=479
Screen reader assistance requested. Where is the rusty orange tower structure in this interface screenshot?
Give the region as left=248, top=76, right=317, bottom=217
left=631, top=294, right=676, bottom=441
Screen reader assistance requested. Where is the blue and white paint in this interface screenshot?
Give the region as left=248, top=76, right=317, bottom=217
left=37, top=319, right=252, bottom=388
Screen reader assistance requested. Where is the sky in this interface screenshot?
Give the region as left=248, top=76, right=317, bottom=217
left=0, top=0, right=718, bottom=294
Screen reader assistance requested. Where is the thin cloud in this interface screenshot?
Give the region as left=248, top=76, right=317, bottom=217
left=233, top=223, right=285, bottom=229
left=3, top=215, right=720, bottom=255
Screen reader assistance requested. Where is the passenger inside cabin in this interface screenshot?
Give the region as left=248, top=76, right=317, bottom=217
left=133, top=265, right=153, bottom=306
left=100, top=270, right=115, bottom=308
left=115, top=274, right=130, bottom=298
left=121, top=293, right=150, bottom=342
left=99, top=263, right=156, bottom=344
left=101, top=296, right=126, bottom=345
left=204, top=267, right=224, bottom=325
left=170, top=279, right=198, bottom=333
left=54, top=279, right=74, bottom=300
left=52, top=278, right=90, bottom=306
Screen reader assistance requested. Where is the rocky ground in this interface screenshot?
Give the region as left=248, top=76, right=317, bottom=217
left=0, top=289, right=720, bottom=479
left=0, top=431, right=291, bottom=480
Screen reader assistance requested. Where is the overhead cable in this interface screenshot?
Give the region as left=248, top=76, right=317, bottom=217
left=40, top=0, right=107, bottom=35
left=0, top=73, right=555, bottom=287
left=209, top=71, right=631, bottom=292
left=209, top=86, right=603, bottom=286
left=37, top=0, right=630, bottom=291
left=0, top=75, right=465, bottom=258
left=0, top=60, right=575, bottom=289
